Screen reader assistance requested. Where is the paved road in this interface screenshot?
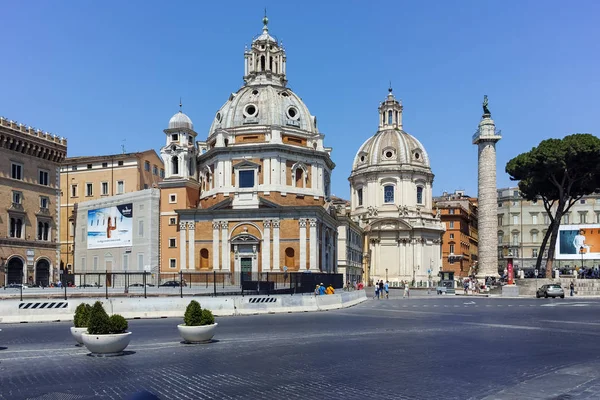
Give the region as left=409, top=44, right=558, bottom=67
left=2, top=296, right=600, bottom=399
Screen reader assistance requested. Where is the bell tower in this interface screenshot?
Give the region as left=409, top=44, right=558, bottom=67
left=160, top=103, right=198, bottom=181
left=243, top=13, right=287, bottom=87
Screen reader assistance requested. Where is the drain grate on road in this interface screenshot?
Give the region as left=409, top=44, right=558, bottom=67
left=19, top=302, right=68, bottom=309
left=248, top=298, right=277, bottom=304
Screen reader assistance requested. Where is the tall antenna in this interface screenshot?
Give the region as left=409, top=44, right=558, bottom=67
left=121, top=139, right=126, bottom=154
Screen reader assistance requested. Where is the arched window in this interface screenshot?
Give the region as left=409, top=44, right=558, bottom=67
left=188, top=160, right=194, bottom=177
left=384, top=185, right=394, bottom=203
left=388, top=110, right=393, bottom=125
left=324, top=171, right=331, bottom=197
left=43, top=223, right=49, bottom=241
left=171, top=156, right=179, bottom=175
left=260, top=55, right=265, bottom=71
left=38, top=222, right=44, bottom=240
left=295, top=168, right=304, bottom=187
left=395, top=111, right=398, bottom=124
left=417, top=187, right=423, bottom=204
left=357, top=188, right=363, bottom=206
left=285, top=247, right=295, bottom=269
left=200, top=249, right=209, bottom=269
left=269, top=56, right=273, bottom=71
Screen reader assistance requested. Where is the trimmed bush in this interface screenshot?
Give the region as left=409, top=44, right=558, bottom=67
left=74, top=303, right=91, bottom=328
left=109, top=315, right=128, bottom=334
left=184, top=300, right=203, bottom=326
left=200, top=309, right=215, bottom=326
left=87, top=301, right=111, bottom=335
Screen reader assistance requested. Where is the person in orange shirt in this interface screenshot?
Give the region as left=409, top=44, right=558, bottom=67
left=326, top=285, right=335, bottom=295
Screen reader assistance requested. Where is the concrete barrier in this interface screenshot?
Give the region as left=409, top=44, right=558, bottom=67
left=0, top=290, right=367, bottom=324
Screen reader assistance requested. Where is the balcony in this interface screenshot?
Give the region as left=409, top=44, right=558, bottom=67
left=36, top=207, right=50, bottom=216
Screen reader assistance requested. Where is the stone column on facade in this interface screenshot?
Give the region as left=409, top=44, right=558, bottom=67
left=320, top=224, right=326, bottom=271
left=309, top=218, right=318, bottom=271
left=272, top=220, right=280, bottom=270
left=187, top=222, right=195, bottom=271
left=262, top=220, right=271, bottom=272
left=212, top=221, right=220, bottom=270
left=221, top=221, right=229, bottom=271
left=299, top=218, right=307, bottom=271
left=263, top=159, right=270, bottom=186
left=473, top=107, right=501, bottom=279
left=179, top=222, right=187, bottom=271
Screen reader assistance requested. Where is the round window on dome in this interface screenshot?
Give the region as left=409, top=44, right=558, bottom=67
left=252, top=90, right=259, bottom=95
left=414, top=152, right=420, bottom=160
left=216, top=112, right=222, bottom=122
left=383, top=149, right=395, bottom=160
left=243, top=104, right=258, bottom=118
left=360, top=155, right=366, bottom=163
left=287, top=106, right=299, bottom=120
left=280, top=91, right=289, bottom=97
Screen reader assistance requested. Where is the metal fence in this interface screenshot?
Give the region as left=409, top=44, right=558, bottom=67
left=2, top=271, right=343, bottom=300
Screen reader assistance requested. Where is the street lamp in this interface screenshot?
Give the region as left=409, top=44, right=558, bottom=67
left=385, top=268, right=388, bottom=281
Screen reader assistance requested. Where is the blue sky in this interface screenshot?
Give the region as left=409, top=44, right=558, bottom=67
left=1, top=1, right=598, bottom=199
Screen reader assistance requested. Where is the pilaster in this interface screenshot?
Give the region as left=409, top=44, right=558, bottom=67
left=187, top=222, right=195, bottom=270
left=299, top=218, right=307, bottom=270
left=272, top=220, right=280, bottom=270
left=221, top=221, right=229, bottom=271
left=179, top=222, right=187, bottom=271
left=309, top=218, right=318, bottom=271
left=262, top=220, right=271, bottom=271
left=212, top=221, right=220, bottom=270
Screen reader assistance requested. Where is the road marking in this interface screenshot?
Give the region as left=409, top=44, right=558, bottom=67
left=462, top=322, right=543, bottom=331
left=539, top=320, right=600, bottom=326
left=369, top=308, right=473, bottom=317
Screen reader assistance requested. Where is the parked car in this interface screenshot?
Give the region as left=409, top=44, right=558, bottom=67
left=159, top=280, right=184, bottom=287
left=6, top=283, right=27, bottom=289
left=536, top=284, right=565, bottom=298
left=128, top=283, right=155, bottom=288
left=79, top=283, right=102, bottom=288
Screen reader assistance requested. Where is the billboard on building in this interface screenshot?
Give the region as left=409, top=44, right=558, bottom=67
left=555, top=224, right=600, bottom=260
left=87, top=203, right=133, bottom=249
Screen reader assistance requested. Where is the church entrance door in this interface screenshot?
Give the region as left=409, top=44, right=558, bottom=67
left=241, top=258, right=252, bottom=282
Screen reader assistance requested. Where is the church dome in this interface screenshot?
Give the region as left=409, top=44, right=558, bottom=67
left=352, top=89, right=430, bottom=171
left=208, top=85, right=318, bottom=135
left=353, top=129, right=430, bottom=170
left=168, top=111, right=193, bottom=130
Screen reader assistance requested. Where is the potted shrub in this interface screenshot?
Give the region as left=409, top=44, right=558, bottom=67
left=177, top=300, right=217, bottom=343
left=81, top=301, right=131, bottom=356
left=71, top=303, right=91, bottom=345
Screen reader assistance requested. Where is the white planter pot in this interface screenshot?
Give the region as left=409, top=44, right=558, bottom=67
left=177, top=323, right=218, bottom=343
left=70, top=327, right=88, bottom=345
left=81, top=332, right=132, bottom=356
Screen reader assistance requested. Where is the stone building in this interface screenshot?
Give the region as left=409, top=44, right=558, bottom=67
left=159, top=16, right=338, bottom=276
left=473, top=96, right=502, bottom=279
left=348, top=89, right=445, bottom=286
left=497, top=187, right=600, bottom=273
left=60, top=150, right=164, bottom=273
left=73, top=189, right=160, bottom=286
left=433, top=190, right=479, bottom=278
left=0, top=116, right=67, bottom=286
left=332, top=196, right=364, bottom=284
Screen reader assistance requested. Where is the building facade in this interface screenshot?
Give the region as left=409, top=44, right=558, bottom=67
left=497, top=187, right=600, bottom=273
left=434, top=190, right=479, bottom=278
left=60, top=150, right=164, bottom=273
left=73, top=189, right=160, bottom=286
left=0, top=116, right=67, bottom=286
left=332, top=197, right=364, bottom=284
left=159, top=16, right=338, bottom=276
left=348, top=89, right=445, bottom=286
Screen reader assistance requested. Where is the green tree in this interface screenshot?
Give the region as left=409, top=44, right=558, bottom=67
left=506, top=134, right=600, bottom=276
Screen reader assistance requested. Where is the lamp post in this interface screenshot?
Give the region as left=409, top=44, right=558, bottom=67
left=385, top=268, right=388, bottom=281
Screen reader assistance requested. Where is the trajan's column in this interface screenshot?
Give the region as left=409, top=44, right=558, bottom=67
left=473, top=96, right=502, bottom=278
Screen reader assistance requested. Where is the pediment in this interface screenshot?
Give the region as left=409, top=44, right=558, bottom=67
left=233, top=160, right=261, bottom=170
left=209, top=198, right=233, bottom=210
left=367, top=218, right=413, bottom=232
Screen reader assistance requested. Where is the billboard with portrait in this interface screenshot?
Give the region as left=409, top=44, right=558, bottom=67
left=555, top=224, right=600, bottom=260
left=87, top=203, right=133, bottom=249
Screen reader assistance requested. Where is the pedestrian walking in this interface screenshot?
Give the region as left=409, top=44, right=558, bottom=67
left=570, top=281, right=575, bottom=297
left=403, top=281, right=410, bottom=298
left=374, top=283, right=379, bottom=299
left=384, top=281, right=389, bottom=299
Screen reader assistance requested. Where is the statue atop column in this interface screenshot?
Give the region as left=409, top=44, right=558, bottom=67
left=482, top=95, right=491, bottom=116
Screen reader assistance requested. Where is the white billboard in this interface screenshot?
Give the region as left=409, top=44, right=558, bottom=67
left=87, top=203, right=133, bottom=249
left=555, top=224, right=600, bottom=260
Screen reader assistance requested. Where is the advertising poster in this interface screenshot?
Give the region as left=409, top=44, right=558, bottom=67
left=556, top=224, right=600, bottom=260
left=87, top=203, right=133, bottom=249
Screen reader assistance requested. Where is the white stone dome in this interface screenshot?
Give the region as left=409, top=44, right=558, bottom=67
left=353, top=129, right=430, bottom=170
left=168, top=111, right=193, bottom=130
left=208, top=85, right=318, bottom=136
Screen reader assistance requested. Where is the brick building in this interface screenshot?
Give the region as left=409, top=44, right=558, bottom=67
left=434, top=190, right=479, bottom=278
left=159, top=17, right=338, bottom=276
left=59, top=150, right=164, bottom=272
left=0, top=116, right=67, bottom=286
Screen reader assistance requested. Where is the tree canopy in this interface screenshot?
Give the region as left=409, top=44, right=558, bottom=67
left=506, top=133, right=600, bottom=275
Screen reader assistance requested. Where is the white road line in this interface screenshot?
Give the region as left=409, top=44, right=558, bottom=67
left=462, top=322, right=543, bottom=331
left=539, top=320, right=600, bottom=326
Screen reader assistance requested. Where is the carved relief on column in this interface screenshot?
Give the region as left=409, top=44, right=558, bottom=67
left=187, top=221, right=196, bottom=230
left=299, top=218, right=307, bottom=228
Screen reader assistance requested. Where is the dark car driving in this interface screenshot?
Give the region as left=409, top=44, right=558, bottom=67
left=159, top=280, right=184, bottom=287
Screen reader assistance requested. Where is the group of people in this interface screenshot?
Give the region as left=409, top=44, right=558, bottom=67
left=461, top=278, right=482, bottom=295
left=373, top=280, right=389, bottom=299
left=345, top=280, right=364, bottom=291
left=314, top=283, right=335, bottom=295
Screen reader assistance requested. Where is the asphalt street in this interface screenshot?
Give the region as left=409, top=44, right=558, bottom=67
left=2, top=295, right=600, bottom=400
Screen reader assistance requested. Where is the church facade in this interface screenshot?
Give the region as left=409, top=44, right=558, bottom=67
left=349, top=90, right=445, bottom=286
left=159, top=16, right=338, bottom=277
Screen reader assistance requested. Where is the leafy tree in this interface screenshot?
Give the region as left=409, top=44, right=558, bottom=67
left=506, top=134, right=600, bottom=276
